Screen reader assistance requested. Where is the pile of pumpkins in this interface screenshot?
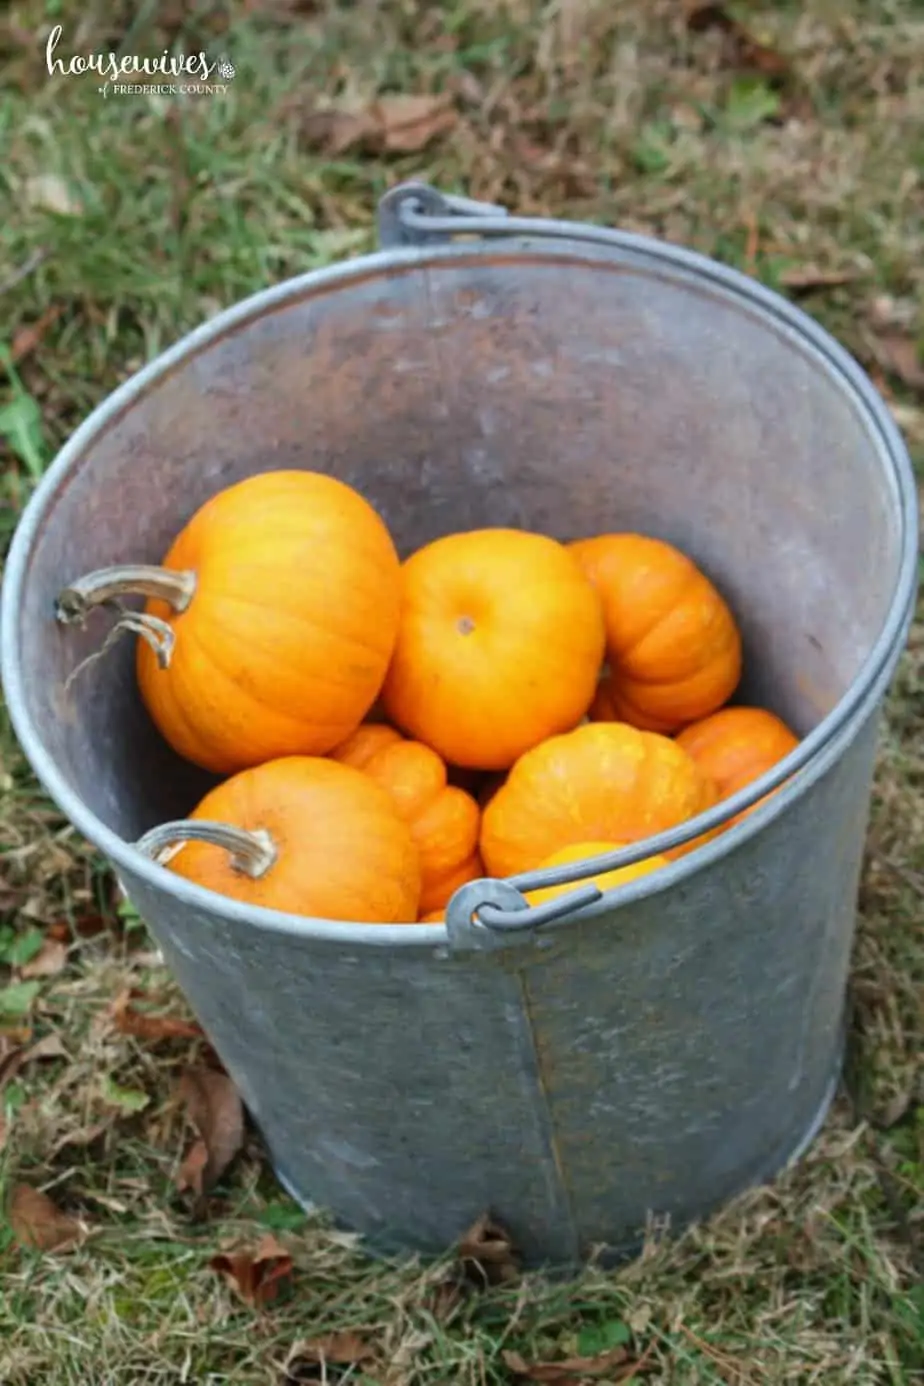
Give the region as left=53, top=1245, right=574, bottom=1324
left=61, top=469, right=800, bottom=924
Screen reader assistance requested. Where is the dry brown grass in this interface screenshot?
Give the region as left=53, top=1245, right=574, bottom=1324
left=1, top=0, right=922, bottom=1381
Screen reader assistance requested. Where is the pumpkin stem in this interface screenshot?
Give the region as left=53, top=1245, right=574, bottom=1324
left=55, top=564, right=197, bottom=622
left=135, top=820, right=277, bottom=879
left=55, top=565, right=196, bottom=681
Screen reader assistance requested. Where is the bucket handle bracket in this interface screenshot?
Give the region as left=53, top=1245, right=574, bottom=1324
left=376, top=182, right=509, bottom=250
left=443, top=878, right=603, bottom=954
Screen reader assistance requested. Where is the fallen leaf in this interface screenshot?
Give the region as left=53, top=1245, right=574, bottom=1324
left=284, top=1330, right=378, bottom=1379
left=300, top=106, right=378, bottom=156
left=779, top=266, right=860, bottom=291
left=0, top=980, right=41, bottom=1018
left=10, top=305, right=63, bottom=364
left=24, top=173, right=84, bottom=216
left=176, top=1137, right=209, bottom=1193
left=683, top=2, right=790, bottom=79
left=0, top=390, right=44, bottom=475
left=175, top=1066, right=244, bottom=1205
left=866, top=333, right=924, bottom=391
left=100, top=1074, right=150, bottom=1114
left=8, top=1183, right=86, bottom=1252
left=0, top=1037, right=26, bottom=1090
left=47, top=911, right=108, bottom=942
left=111, top=987, right=204, bottom=1043
left=577, top=1319, right=633, bottom=1357
left=373, top=93, right=458, bottom=152
left=4, top=926, right=44, bottom=968
left=209, top=1232, right=293, bottom=1307
left=457, top=1211, right=521, bottom=1286
left=302, top=93, right=457, bottom=155
left=502, top=1344, right=635, bottom=1383
left=19, top=938, right=68, bottom=979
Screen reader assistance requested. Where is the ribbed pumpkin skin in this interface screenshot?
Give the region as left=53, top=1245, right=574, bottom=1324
left=480, top=722, right=718, bottom=878
left=526, top=840, right=669, bottom=905
left=675, top=706, right=799, bottom=796
left=165, top=756, right=421, bottom=923
left=329, top=724, right=481, bottom=916
left=381, top=528, right=606, bottom=770
left=570, top=533, right=742, bottom=734
left=676, top=705, right=799, bottom=829
left=416, top=850, right=485, bottom=923
left=137, top=470, right=402, bottom=775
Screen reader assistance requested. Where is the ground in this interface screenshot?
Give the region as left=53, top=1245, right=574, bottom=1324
left=1, top=1, right=922, bottom=1382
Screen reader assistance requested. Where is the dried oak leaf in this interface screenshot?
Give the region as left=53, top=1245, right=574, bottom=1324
left=19, top=938, right=68, bottom=979
left=372, top=93, right=458, bottom=152
left=303, top=93, right=457, bottom=156
left=48, top=911, right=108, bottom=943
left=457, top=1211, right=521, bottom=1286
left=866, top=333, right=924, bottom=392
left=10, top=305, right=63, bottom=365
left=175, top=1065, right=244, bottom=1206
left=8, top=1183, right=86, bottom=1252
left=502, top=1344, right=637, bottom=1383
left=778, top=266, right=860, bottom=292
left=209, top=1231, right=293, bottom=1307
left=0, top=1030, right=66, bottom=1091
left=111, top=987, right=204, bottom=1043
left=284, top=1331, right=378, bottom=1380
left=683, top=1, right=790, bottom=79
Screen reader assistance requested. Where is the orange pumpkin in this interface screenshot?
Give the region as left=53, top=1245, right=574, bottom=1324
left=55, top=471, right=402, bottom=775
left=526, top=840, right=669, bottom=905
left=381, top=528, right=606, bottom=770
left=329, top=724, right=482, bottom=916
left=157, top=756, right=421, bottom=923
left=416, top=849, right=486, bottom=923
left=569, top=533, right=742, bottom=734
left=676, top=705, right=799, bottom=827
left=480, top=722, right=718, bottom=878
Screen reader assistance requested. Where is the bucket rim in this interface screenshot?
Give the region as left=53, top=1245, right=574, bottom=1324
left=1, top=230, right=919, bottom=947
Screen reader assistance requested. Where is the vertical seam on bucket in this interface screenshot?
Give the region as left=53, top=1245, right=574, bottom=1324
left=515, top=967, right=582, bottom=1263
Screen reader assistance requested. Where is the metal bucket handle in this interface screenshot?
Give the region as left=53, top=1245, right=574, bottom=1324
left=367, top=182, right=915, bottom=947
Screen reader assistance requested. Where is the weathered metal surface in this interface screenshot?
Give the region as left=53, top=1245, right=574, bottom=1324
left=0, top=184, right=917, bottom=1268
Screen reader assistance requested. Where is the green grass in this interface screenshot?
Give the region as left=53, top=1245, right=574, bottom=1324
left=1, top=1, right=923, bottom=1381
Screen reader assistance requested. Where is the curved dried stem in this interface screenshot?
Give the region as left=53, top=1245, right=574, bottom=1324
left=56, top=564, right=196, bottom=683
left=135, top=820, right=277, bottom=879
left=55, top=565, right=196, bottom=624
left=55, top=565, right=196, bottom=626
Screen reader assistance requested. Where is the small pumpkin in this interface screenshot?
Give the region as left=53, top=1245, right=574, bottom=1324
left=329, top=724, right=482, bottom=916
left=526, top=840, right=669, bottom=906
left=569, top=533, right=742, bottom=734
left=381, top=528, right=606, bottom=770
left=416, top=850, right=485, bottom=923
left=676, top=705, right=799, bottom=827
left=55, top=470, right=402, bottom=775
left=480, top=722, right=718, bottom=878
left=154, top=756, right=421, bottom=923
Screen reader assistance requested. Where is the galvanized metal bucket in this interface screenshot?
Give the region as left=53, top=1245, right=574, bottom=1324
left=1, top=183, right=918, bottom=1270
